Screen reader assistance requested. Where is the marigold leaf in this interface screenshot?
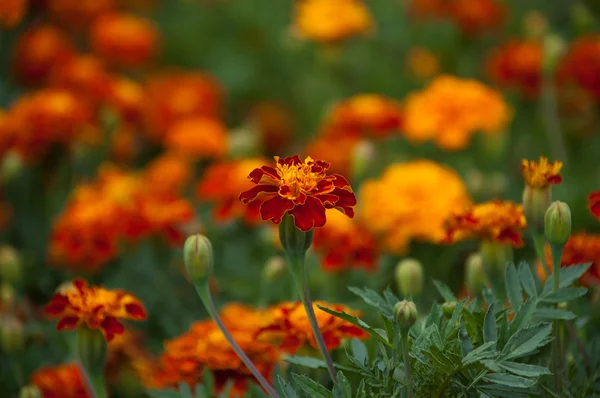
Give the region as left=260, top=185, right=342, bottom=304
left=498, top=361, right=551, bottom=378
left=285, top=356, right=357, bottom=373
left=501, top=323, right=553, bottom=360
left=291, top=373, right=332, bottom=398
left=433, top=280, right=457, bottom=302
left=333, top=372, right=352, bottom=398
left=517, top=261, right=538, bottom=299
left=541, top=263, right=592, bottom=296
left=540, top=287, right=587, bottom=303
left=316, top=304, right=393, bottom=347
left=483, top=373, right=537, bottom=388
left=462, top=341, right=498, bottom=366
left=351, top=338, right=368, bottom=365
left=444, top=298, right=467, bottom=339
left=505, top=263, right=523, bottom=312
left=277, top=375, right=299, bottom=398
left=484, top=303, right=497, bottom=346
left=535, top=307, right=576, bottom=321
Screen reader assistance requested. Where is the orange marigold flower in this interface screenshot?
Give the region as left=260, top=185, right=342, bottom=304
left=406, top=47, right=440, bottom=80
left=305, top=135, right=360, bottom=176
left=165, top=116, right=228, bottom=160
left=443, top=200, right=527, bottom=247
left=293, top=0, right=373, bottom=43
left=143, top=71, right=222, bottom=140
left=589, top=191, right=600, bottom=220
left=90, top=13, right=159, bottom=68
left=105, top=77, right=145, bottom=124
left=196, top=158, right=266, bottom=224
left=403, top=75, right=512, bottom=151
left=0, top=0, right=27, bottom=29
left=486, top=40, right=543, bottom=98
left=44, top=278, right=147, bottom=341
left=12, top=24, right=75, bottom=85
left=360, top=160, right=471, bottom=253
left=239, top=155, right=357, bottom=232
left=520, top=156, right=563, bottom=189
left=48, top=54, right=112, bottom=103
left=46, top=0, right=116, bottom=30
left=258, top=301, right=368, bottom=354
left=557, top=35, right=600, bottom=100
left=31, top=363, right=90, bottom=398
left=312, top=209, right=378, bottom=272
left=144, top=153, right=192, bottom=195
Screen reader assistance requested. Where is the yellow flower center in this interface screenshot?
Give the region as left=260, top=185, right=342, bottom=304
left=275, top=156, right=324, bottom=198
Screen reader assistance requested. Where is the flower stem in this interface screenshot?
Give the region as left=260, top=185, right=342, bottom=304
left=532, top=232, right=550, bottom=278
left=287, top=254, right=338, bottom=382
left=400, top=330, right=414, bottom=398
left=197, top=283, right=280, bottom=398
left=550, top=244, right=564, bottom=393
left=79, top=363, right=107, bottom=398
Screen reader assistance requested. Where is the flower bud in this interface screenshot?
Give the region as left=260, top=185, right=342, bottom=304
left=1, top=315, right=24, bottom=354
left=0, top=246, right=21, bottom=284
left=393, top=300, right=417, bottom=329
left=278, top=214, right=313, bottom=258
left=465, top=253, right=488, bottom=294
left=19, top=386, right=42, bottom=398
left=77, top=325, right=107, bottom=376
left=228, top=124, right=260, bottom=158
left=183, top=234, right=213, bottom=284
left=442, top=301, right=457, bottom=318
left=351, top=139, right=375, bottom=181
left=394, top=258, right=424, bottom=298
left=544, top=201, right=571, bottom=246
left=1, top=151, right=23, bottom=182
left=522, top=185, right=552, bottom=233
left=262, top=256, right=286, bottom=282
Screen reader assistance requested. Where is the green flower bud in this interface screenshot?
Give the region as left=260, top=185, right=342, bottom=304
left=183, top=234, right=213, bottom=284
left=278, top=214, right=313, bottom=258
left=442, top=301, right=457, bottom=318
left=351, top=140, right=374, bottom=181
left=394, top=258, right=424, bottom=298
left=522, top=185, right=552, bottom=233
left=544, top=201, right=572, bottom=246
left=465, top=253, right=488, bottom=294
left=262, top=256, right=286, bottom=282
left=1, top=315, right=24, bottom=354
left=77, top=325, right=107, bottom=376
left=480, top=241, right=513, bottom=280
left=393, top=300, right=417, bottom=329
left=0, top=246, right=21, bottom=284
left=19, top=386, right=42, bottom=398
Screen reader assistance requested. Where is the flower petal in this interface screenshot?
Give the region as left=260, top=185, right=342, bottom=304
left=125, top=302, right=147, bottom=319
left=44, top=294, right=69, bottom=315
left=330, top=187, right=357, bottom=217
left=277, top=155, right=302, bottom=166
left=249, top=166, right=279, bottom=184
left=57, top=316, right=80, bottom=331
left=260, top=196, right=294, bottom=224
left=289, top=196, right=327, bottom=231
left=101, top=316, right=125, bottom=341
left=239, top=184, right=278, bottom=204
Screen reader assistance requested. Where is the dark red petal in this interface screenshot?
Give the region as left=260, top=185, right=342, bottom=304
left=44, top=294, right=69, bottom=315
left=57, top=316, right=80, bottom=330
left=289, top=196, right=327, bottom=232
left=260, top=196, right=294, bottom=224
left=313, top=179, right=335, bottom=195
left=249, top=166, right=279, bottom=184
left=278, top=155, right=302, bottom=166
left=318, top=194, right=339, bottom=207
left=101, top=317, right=125, bottom=341
left=73, top=278, right=87, bottom=294
left=331, top=174, right=351, bottom=189
left=547, top=175, right=562, bottom=185
left=589, top=191, right=600, bottom=218
left=125, top=303, right=147, bottom=319
left=239, top=184, right=278, bottom=204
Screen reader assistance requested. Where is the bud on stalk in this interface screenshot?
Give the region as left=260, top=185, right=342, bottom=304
left=183, top=234, right=213, bottom=285
left=393, top=300, right=418, bottom=330
left=545, top=201, right=572, bottom=246
left=394, top=258, right=424, bottom=298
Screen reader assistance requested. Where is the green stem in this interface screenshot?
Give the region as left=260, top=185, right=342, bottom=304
left=532, top=232, right=550, bottom=278
left=550, top=244, right=564, bottom=393
left=79, top=364, right=107, bottom=398
left=401, top=330, right=414, bottom=398
left=196, top=283, right=280, bottom=398
left=287, top=254, right=338, bottom=382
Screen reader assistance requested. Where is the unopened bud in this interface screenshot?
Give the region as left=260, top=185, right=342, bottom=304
left=278, top=214, right=313, bottom=258
left=351, top=140, right=375, bottom=181
left=183, top=234, right=213, bottom=284
left=544, top=201, right=571, bottom=246
left=262, top=256, right=286, bottom=282
left=465, top=253, right=487, bottom=294
left=393, top=300, right=417, bottom=329
left=19, top=386, right=42, bottom=398
left=543, top=34, right=566, bottom=75
left=0, top=246, right=21, bottom=284
left=1, top=315, right=24, bottom=354
left=442, top=301, right=457, bottom=318
left=522, top=185, right=552, bottom=233
left=480, top=241, right=513, bottom=280
left=394, top=258, right=424, bottom=298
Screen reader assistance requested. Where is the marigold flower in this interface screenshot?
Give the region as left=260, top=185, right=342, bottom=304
left=239, top=155, right=357, bottom=232
left=90, top=13, right=159, bottom=68
left=521, top=156, right=563, bottom=189
left=557, top=35, right=600, bottom=100
left=486, top=40, right=543, bottom=98
left=305, top=135, right=360, bottom=176
left=12, top=24, right=75, bottom=84
left=443, top=200, right=527, bottom=247
left=589, top=191, right=600, bottom=220
left=257, top=301, right=368, bottom=353
left=360, top=160, right=471, bottom=253
left=105, top=77, right=145, bottom=124
left=406, top=47, right=440, bottom=80
left=143, top=71, right=222, bottom=140
left=164, top=116, right=228, bottom=160
left=48, top=55, right=112, bottom=103
left=293, top=0, right=373, bottom=43
left=44, top=279, right=146, bottom=341
left=312, top=209, right=378, bottom=272
left=31, top=363, right=90, bottom=398
left=46, top=0, right=116, bottom=29
left=144, top=153, right=192, bottom=195
left=196, top=158, right=266, bottom=224
left=403, top=75, right=512, bottom=151
left=0, top=0, right=27, bottom=29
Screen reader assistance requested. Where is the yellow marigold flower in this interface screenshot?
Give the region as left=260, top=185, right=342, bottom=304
left=443, top=200, right=527, bottom=247
left=360, top=160, right=471, bottom=253
left=403, top=75, right=512, bottom=151
left=520, top=156, right=563, bottom=189
left=294, top=0, right=373, bottom=43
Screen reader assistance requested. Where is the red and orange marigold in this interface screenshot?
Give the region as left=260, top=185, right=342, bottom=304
left=31, top=363, right=90, bottom=398
left=589, top=191, right=600, bottom=220
left=45, top=279, right=147, bottom=341
left=521, top=156, right=563, bottom=189
left=557, top=35, right=600, bottom=100
left=45, top=0, right=116, bottom=30
left=0, top=0, right=27, bottom=29
left=239, top=155, right=357, bottom=232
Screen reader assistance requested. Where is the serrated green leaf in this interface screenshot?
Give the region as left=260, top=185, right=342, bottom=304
left=540, top=287, right=587, bottom=303
left=333, top=372, right=352, bottom=398
left=478, top=384, right=532, bottom=398
left=317, top=304, right=393, bottom=347
left=484, top=303, right=497, bottom=346
left=284, top=356, right=356, bottom=373
left=462, top=341, right=498, bottom=366
left=542, top=263, right=592, bottom=295
left=509, top=298, right=536, bottom=336
left=483, top=373, right=536, bottom=388
left=502, top=323, right=553, bottom=360
left=425, top=345, right=457, bottom=371
left=483, top=287, right=497, bottom=307
left=350, top=338, right=368, bottom=365
left=498, top=361, right=551, bottom=377
left=278, top=376, right=299, bottom=398
left=380, top=313, right=395, bottom=345
left=518, top=261, right=537, bottom=299
left=348, top=286, right=390, bottom=315
left=383, top=288, right=400, bottom=308
left=425, top=302, right=442, bottom=328
left=505, top=263, right=523, bottom=312
left=481, top=359, right=502, bottom=372
left=146, top=389, right=181, bottom=398
left=291, top=373, right=332, bottom=398
left=433, top=280, right=457, bottom=302
left=356, top=380, right=367, bottom=398
left=444, top=298, right=467, bottom=339
left=535, top=307, right=576, bottom=320
left=459, top=324, right=474, bottom=357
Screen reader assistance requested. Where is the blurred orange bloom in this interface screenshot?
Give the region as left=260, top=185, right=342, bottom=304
left=487, top=40, right=543, bottom=98
left=143, top=71, right=222, bottom=140
left=31, top=363, right=90, bottom=398
left=293, top=0, right=373, bottom=43
left=107, top=327, right=156, bottom=384
left=12, top=24, right=75, bottom=84
left=196, top=158, right=266, bottom=224
left=360, top=160, right=471, bottom=253
left=312, top=209, right=378, bottom=272
left=558, top=35, right=600, bottom=100
left=305, top=135, right=360, bottom=176
left=239, top=155, right=357, bottom=232
left=46, top=0, right=116, bottom=29
left=589, top=191, right=600, bottom=220
left=90, top=13, right=159, bottom=68
left=144, top=153, right=192, bottom=195
left=48, top=54, right=112, bottom=103
left=443, top=200, right=527, bottom=247
left=105, top=77, right=146, bottom=124
left=520, top=156, right=563, bottom=189
left=403, top=75, right=512, bottom=151
left=0, top=0, right=27, bottom=29
left=247, top=102, right=294, bottom=154
left=165, top=116, right=228, bottom=160
left=257, top=301, right=368, bottom=353
left=45, top=278, right=147, bottom=341
left=406, top=47, right=440, bottom=80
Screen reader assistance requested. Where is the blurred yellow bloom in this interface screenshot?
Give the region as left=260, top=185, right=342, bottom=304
left=403, top=75, right=512, bottom=151
left=360, top=160, right=471, bottom=253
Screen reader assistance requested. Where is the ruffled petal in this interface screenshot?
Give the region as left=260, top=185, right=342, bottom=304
left=289, top=196, right=327, bottom=231
left=589, top=191, right=600, bottom=219
left=57, top=316, right=80, bottom=331
left=101, top=316, right=125, bottom=341
left=44, top=294, right=69, bottom=315
left=276, top=155, right=302, bottom=166
left=330, top=187, right=357, bottom=217
left=249, top=166, right=279, bottom=184
left=260, top=196, right=294, bottom=224
left=239, top=184, right=278, bottom=204
left=125, top=302, right=147, bottom=319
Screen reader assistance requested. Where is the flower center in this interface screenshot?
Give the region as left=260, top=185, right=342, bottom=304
left=276, top=159, right=323, bottom=198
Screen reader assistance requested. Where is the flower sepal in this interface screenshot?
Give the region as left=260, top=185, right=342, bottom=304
left=278, top=213, right=314, bottom=259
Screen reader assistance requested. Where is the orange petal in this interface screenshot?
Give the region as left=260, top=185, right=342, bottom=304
left=260, top=196, right=294, bottom=224
left=239, top=184, right=278, bottom=204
